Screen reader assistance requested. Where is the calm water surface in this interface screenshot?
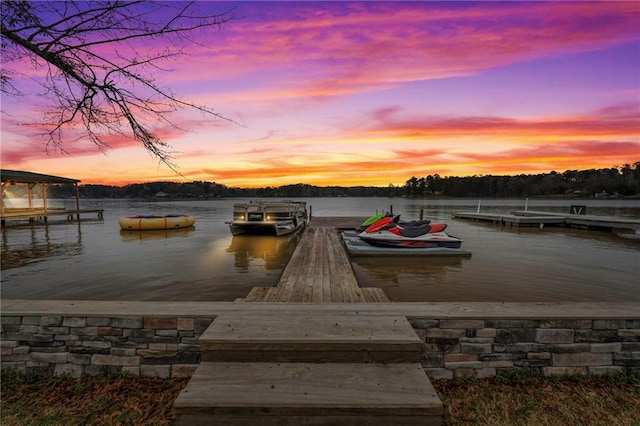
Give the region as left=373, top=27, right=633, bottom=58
left=1, top=198, right=638, bottom=302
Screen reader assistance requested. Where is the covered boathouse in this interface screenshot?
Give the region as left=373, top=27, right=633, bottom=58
left=0, top=169, right=102, bottom=224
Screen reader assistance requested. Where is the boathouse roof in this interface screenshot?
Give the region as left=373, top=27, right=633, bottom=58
left=0, top=169, right=80, bottom=184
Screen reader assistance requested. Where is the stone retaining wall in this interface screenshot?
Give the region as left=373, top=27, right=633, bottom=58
left=1, top=302, right=639, bottom=379
left=410, top=318, right=640, bottom=379
left=1, top=314, right=214, bottom=378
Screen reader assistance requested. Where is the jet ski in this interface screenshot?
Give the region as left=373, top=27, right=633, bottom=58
left=355, top=212, right=430, bottom=232
left=358, top=215, right=462, bottom=249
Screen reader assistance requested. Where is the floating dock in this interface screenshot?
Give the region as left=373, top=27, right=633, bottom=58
left=453, top=209, right=640, bottom=234
left=342, top=230, right=472, bottom=257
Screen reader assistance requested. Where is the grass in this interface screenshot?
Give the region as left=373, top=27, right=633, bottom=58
left=1, top=369, right=639, bottom=425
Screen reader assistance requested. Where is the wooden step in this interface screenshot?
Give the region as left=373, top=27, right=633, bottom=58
left=173, top=361, right=442, bottom=425
left=200, top=312, right=422, bottom=363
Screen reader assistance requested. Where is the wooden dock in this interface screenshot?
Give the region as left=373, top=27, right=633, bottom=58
left=0, top=208, right=104, bottom=225
left=175, top=216, right=443, bottom=424
left=453, top=210, right=640, bottom=233
left=237, top=217, right=389, bottom=303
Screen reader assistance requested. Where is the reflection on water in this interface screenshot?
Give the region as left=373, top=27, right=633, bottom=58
left=119, top=227, right=196, bottom=242
left=1, top=222, right=83, bottom=270
left=227, top=232, right=302, bottom=272
left=353, top=257, right=467, bottom=302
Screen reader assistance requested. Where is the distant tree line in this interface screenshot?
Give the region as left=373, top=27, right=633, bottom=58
left=402, top=163, right=640, bottom=198
left=42, top=163, right=640, bottom=199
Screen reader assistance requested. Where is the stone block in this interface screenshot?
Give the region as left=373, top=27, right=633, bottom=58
left=591, top=342, right=622, bottom=353
left=71, top=327, right=99, bottom=336
left=68, top=353, right=92, bottom=365
left=495, top=328, right=536, bottom=344
left=0, top=340, right=18, bottom=348
left=13, top=346, right=30, bottom=355
left=2, top=353, right=30, bottom=362
left=19, top=325, right=39, bottom=333
left=38, top=326, right=69, bottom=335
left=177, top=343, right=200, bottom=352
left=31, top=352, right=69, bottom=364
left=426, top=328, right=466, bottom=339
left=62, top=317, right=87, bottom=328
left=514, top=358, right=551, bottom=368
left=144, top=317, right=177, bottom=330
left=420, top=353, right=443, bottom=367
left=444, top=353, right=477, bottom=363
left=536, top=328, right=574, bottom=344
left=86, top=317, right=112, bottom=327
left=486, top=320, right=538, bottom=329
left=626, top=320, right=640, bottom=329
left=480, top=353, right=526, bottom=362
left=445, top=360, right=483, bottom=369
left=111, top=318, right=143, bottom=329
left=110, top=347, right=137, bottom=357
left=98, top=327, right=123, bottom=336
left=40, top=316, right=62, bottom=326
left=21, top=316, right=42, bottom=325
left=493, top=342, right=544, bottom=353
left=575, top=329, right=622, bottom=343
left=476, top=328, right=497, bottom=338
left=547, top=343, right=590, bottom=354
left=156, top=329, right=178, bottom=337
left=552, top=352, right=612, bottom=367
left=460, top=342, right=492, bottom=354
left=137, top=348, right=179, bottom=358
left=482, top=360, right=513, bottom=368
left=527, top=352, right=551, bottom=360
left=593, top=320, right=626, bottom=330
left=540, top=320, right=592, bottom=329
left=69, top=346, right=110, bottom=355
left=1, top=316, right=21, bottom=325
left=618, top=329, right=640, bottom=341
left=177, top=318, right=194, bottom=331
left=82, top=341, right=111, bottom=349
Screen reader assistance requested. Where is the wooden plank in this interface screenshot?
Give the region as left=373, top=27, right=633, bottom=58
left=362, top=288, right=390, bottom=303
left=174, top=362, right=442, bottom=422
left=241, top=287, right=271, bottom=303
left=242, top=220, right=390, bottom=304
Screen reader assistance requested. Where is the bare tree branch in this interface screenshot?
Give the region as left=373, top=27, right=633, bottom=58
left=1, top=0, right=238, bottom=172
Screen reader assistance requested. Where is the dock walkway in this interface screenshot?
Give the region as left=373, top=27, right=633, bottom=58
left=175, top=216, right=442, bottom=424
left=453, top=209, right=640, bottom=233
left=0, top=208, right=104, bottom=225
left=237, top=217, right=389, bottom=303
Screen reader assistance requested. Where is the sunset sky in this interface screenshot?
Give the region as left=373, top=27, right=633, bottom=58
left=1, top=1, right=639, bottom=188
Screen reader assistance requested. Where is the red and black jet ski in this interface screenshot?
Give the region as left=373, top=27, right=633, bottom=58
left=358, top=215, right=462, bottom=249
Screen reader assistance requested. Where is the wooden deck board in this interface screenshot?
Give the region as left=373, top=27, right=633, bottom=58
left=240, top=219, right=387, bottom=303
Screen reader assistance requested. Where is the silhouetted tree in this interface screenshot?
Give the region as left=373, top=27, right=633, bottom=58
left=1, top=1, right=235, bottom=170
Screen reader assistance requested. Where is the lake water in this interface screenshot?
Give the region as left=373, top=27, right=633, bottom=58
left=1, top=198, right=638, bottom=302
